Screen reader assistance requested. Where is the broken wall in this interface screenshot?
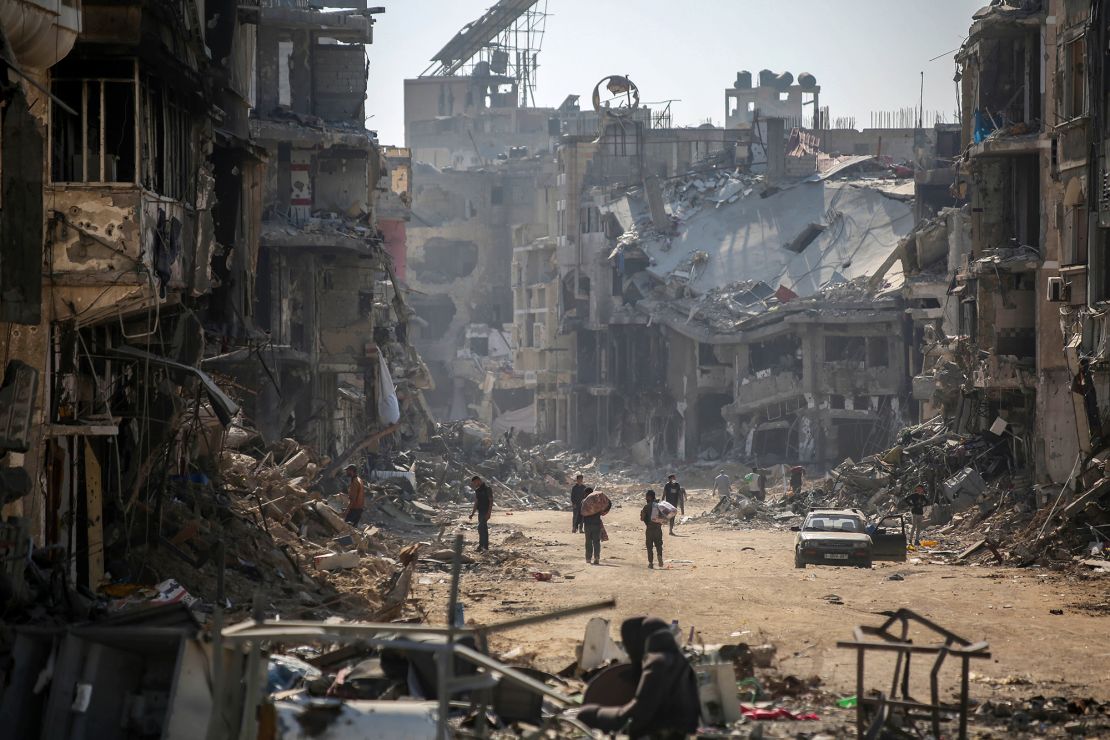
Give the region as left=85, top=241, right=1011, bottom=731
left=820, top=128, right=922, bottom=161
left=403, top=77, right=555, bottom=168
left=407, top=161, right=549, bottom=418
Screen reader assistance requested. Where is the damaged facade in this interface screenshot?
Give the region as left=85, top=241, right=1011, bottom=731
left=0, top=0, right=425, bottom=599
left=400, top=38, right=979, bottom=467
left=505, top=70, right=962, bottom=466
left=937, top=0, right=1110, bottom=490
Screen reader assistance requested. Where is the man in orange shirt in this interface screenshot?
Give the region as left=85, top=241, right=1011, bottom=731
left=343, top=464, right=366, bottom=526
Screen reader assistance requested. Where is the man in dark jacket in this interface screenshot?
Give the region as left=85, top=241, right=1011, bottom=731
left=468, top=475, right=493, bottom=551
left=641, top=490, right=664, bottom=569
left=577, top=615, right=700, bottom=739
left=663, top=474, right=683, bottom=535
left=570, top=474, right=587, bottom=533
left=581, top=487, right=610, bottom=564
left=905, top=483, right=928, bottom=546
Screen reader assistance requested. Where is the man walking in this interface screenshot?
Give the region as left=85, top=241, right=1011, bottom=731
left=581, top=487, right=611, bottom=565
left=789, top=465, right=805, bottom=497
left=468, top=475, right=493, bottom=552
left=747, top=466, right=765, bottom=502
left=570, top=473, right=587, bottom=533
left=663, top=474, right=683, bottom=535
left=641, top=490, right=665, bottom=569
left=712, top=469, right=731, bottom=498
left=342, top=464, right=365, bottom=526
left=905, top=483, right=928, bottom=546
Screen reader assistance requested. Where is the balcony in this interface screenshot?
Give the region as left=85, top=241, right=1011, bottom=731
left=967, top=132, right=1046, bottom=159
left=47, top=185, right=189, bottom=286
left=973, top=354, right=1035, bottom=391
left=818, top=364, right=899, bottom=396
left=730, top=372, right=803, bottom=414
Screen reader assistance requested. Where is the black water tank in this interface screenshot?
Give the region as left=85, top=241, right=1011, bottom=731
left=770, top=71, right=794, bottom=91
left=734, top=70, right=752, bottom=89
left=758, top=69, right=775, bottom=87
left=798, top=72, right=818, bottom=90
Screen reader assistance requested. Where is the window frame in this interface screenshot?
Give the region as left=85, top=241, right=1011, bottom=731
left=49, top=60, right=140, bottom=185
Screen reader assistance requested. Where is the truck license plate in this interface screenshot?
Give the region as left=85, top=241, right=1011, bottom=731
left=824, top=553, right=849, bottom=560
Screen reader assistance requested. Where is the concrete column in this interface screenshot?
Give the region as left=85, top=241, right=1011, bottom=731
left=766, top=118, right=786, bottom=185
left=290, top=30, right=312, bottom=115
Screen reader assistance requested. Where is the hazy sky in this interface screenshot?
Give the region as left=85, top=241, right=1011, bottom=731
left=366, top=0, right=985, bottom=147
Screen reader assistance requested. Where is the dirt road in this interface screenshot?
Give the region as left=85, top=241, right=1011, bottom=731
left=417, top=489, right=1110, bottom=704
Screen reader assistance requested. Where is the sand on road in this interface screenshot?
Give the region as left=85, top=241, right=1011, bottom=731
left=416, top=490, right=1110, bottom=703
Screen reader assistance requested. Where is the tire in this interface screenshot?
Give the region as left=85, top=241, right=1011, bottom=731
left=794, top=553, right=806, bottom=569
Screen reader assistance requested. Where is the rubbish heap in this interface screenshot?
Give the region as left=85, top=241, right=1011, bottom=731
left=408, top=419, right=610, bottom=511
left=771, top=412, right=1109, bottom=569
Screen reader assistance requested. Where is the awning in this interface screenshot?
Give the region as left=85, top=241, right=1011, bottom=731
left=113, top=345, right=239, bottom=426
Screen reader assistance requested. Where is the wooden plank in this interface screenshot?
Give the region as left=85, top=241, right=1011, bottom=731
left=84, top=439, right=104, bottom=590
left=957, top=538, right=986, bottom=561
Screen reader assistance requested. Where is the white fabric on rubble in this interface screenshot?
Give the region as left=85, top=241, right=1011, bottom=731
left=492, top=403, right=536, bottom=435
left=376, top=354, right=401, bottom=425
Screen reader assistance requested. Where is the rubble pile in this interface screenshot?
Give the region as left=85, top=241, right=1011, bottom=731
left=664, top=167, right=764, bottom=224
left=135, top=434, right=430, bottom=622
left=410, top=420, right=606, bottom=510
left=973, top=695, right=1110, bottom=738
left=745, top=412, right=1109, bottom=569
left=699, top=494, right=794, bottom=529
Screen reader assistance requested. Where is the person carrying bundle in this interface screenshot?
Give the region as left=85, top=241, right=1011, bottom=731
left=641, top=490, right=676, bottom=569
left=580, top=487, right=612, bottom=565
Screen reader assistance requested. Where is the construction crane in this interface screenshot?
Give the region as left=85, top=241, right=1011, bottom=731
left=420, top=0, right=549, bottom=108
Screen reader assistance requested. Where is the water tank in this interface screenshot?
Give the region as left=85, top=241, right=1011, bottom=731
left=472, top=60, right=491, bottom=77
left=490, top=49, right=509, bottom=74
left=734, top=70, right=752, bottom=89
left=1, top=0, right=83, bottom=70
left=758, top=69, right=775, bottom=87
left=770, top=71, right=794, bottom=91
left=798, top=72, right=818, bottom=90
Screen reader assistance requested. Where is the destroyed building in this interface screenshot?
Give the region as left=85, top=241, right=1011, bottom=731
left=405, top=157, right=552, bottom=425
left=942, top=0, right=1108, bottom=488
left=0, top=0, right=425, bottom=595
left=401, top=38, right=974, bottom=464
left=209, top=0, right=393, bottom=454
left=0, top=0, right=262, bottom=593
left=501, top=68, right=972, bottom=466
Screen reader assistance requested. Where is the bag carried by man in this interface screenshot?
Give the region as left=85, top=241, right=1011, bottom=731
left=580, top=491, right=612, bottom=517
left=651, top=500, right=678, bottom=524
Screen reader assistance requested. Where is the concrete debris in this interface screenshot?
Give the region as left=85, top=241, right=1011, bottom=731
left=415, top=419, right=608, bottom=511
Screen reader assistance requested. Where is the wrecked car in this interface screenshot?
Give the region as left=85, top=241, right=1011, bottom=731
left=792, top=509, right=906, bottom=568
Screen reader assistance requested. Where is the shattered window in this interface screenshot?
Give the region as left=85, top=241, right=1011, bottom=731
left=1061, top=34, right=1087, bottom=120
left=866, top=337, right=889, bottom=368
left=824, top=335, right=866, bottom=363
left=51, top=62, right=138, bottom=184
left=1064, top=204, right=1089, bottom=266
left=142, top=78, right=193, bottom=200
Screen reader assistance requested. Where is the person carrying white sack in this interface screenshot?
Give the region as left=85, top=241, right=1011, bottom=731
left=641, top=490, right=676, bottom=569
